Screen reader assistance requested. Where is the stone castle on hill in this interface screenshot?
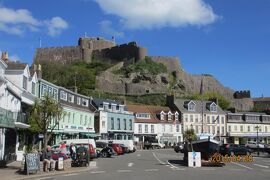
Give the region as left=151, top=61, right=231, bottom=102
left=34, top=37, right=148, bottom=66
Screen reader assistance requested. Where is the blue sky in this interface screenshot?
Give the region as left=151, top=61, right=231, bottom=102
left=0, top=0, right=269, bottom=97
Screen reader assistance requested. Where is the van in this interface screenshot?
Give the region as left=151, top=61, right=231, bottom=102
left=97, top=140, right=135, bottom=152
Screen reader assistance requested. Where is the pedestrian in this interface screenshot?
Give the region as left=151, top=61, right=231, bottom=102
left=43, top=146, right=56, bottom=172
left=69, top=143, right=76, bottom=160
left=59, top=141, right=67, bottom=154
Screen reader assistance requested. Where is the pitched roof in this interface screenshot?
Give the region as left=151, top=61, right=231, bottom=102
left=126, top=104, right=178, bottom=123
left=174, top=99, right=226, bottom=114
left=253, top=97, right=270, bottom=102
left=6, top=62, right=27, bottom=70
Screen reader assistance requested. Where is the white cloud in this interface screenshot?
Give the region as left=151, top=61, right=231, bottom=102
left=95, top=0, right=220, bottom=29
left=0, top=6, right=69, bottom=36
left=99, top=20, right=124, bottom=38
left=45, top=17, right=69, bottom=37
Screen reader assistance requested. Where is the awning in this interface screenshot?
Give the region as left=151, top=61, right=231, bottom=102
left=79, top=132, right=100, bottom=137
left=14, top=122, right=30, bottom=129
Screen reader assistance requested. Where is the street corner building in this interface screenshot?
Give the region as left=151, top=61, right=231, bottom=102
left=92, top=98, right=134, bottom=141
left=126, top=104, right=182, bottom=148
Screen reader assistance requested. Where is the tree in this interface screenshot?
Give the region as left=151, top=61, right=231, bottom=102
left=183, top=129, right=197, bottom=151
left=29, top=95, right=65, bottom=150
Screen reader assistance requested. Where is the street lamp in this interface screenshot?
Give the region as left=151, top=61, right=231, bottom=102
left=254, top=125, right=261, bottom=156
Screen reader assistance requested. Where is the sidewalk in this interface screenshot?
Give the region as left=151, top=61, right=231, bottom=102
left=0, top=161, right=94, bottom=180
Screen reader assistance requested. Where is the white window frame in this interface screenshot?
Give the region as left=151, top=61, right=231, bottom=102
left=60, top=91, right=67, bottom=101
left=77, top=97, right=81, bottom=105
left=68, top=94, right=74, bottom=103
left=82, top=98, right=89, bottom=107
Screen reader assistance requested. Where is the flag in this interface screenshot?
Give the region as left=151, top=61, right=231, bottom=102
left=213, top=115, right=219, bottom=123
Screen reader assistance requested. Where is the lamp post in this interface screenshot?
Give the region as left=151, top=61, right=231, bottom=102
left=255, top=125, right=260, bottom=156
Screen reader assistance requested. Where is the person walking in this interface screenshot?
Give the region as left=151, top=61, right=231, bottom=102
left=69, top=143, right=76, bottom=160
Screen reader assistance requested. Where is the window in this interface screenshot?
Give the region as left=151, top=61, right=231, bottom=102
left=111, top=118, right=114, bottom=130
left=77, top=97, right=81, bottom=105
left=124, top=119, right=127, bottom=130
left=89, top=116, right=92, bottom=126
left=82, top=98, right=89, bottom=106
left=85, top=115, right=87, bottom=126
left=102, top=121, right=105, bottom=128
left=117, top=118, right=121, bottom=130
left=190, top=115, right=193, bottom=122
left=68, top=112, right=71, bottom=123
left=160, top=113, right=165, bottom=121
left=228, top=125, right=231, bottom=132
left=108, top=104, right=112, bottom=109
left=195, top=115, right=198, bottom=123
left=221, top=117, right=225, bottom=124
left=138, top=124, right=142, bottom=133
left=240, top=126, right=243, bottom=132
left=145, top=124, right=148, bottom=133
left=23, top=76, right=27, bottom=90
left=195, top=126, right=198, bottom=134
left=168, top=113, right=172, bottom=121
left=207, top=116, right=210, bottom=124
left=116, top=105, right=119, bottom=110
left=176, top=124, right=180, bottom=132
left=265, top=126, right=268, bottom=132
left=188, top=102, right=196, bottom=111
left=48, top=87, right=53, bottom=97
left=212, top=126, right=215, bottom=134
left=53, top=89, right=58, bottom=99
left=210, top=104, right=217, bottom=112
left=185, top=115, right=188, bottom=122
left=60, top=91, right=67, bottom=101
left=68, top=94, right=74, bottom=103
left=80, top=115, right=83, bottom=125
left=41, top=84, right=47, bottom=96
left=212, top=116, right=215, bottom=124
left=136, top=113, right=150, bottom=119
left=151, top=125, right=154, bottom=133
left=170, top=125, right=173, bottom=132
left=162, top=125, right=165, bottom=132
left=129, top=119, right=132, bottom=130
left=222, top=127, right=224, bottom=134
left=73, top=113, right=75, bottom=124
left=31, top=82, right=36, bottom=95
left=247, top=126, right=250, bottom=132
left=234, top=126, right=237, bottom=131
left=175, top=113, right=179, bottom=121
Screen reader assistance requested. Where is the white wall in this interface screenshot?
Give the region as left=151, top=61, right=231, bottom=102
left=134, top=123, right=158, bottom=134
left=100, top=111, right=108, bottom=134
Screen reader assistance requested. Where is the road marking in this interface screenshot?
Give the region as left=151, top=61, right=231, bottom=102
left=232, top=162, right=253, bottom=170
left=137, top=154, right=141, bottom=157
left=144, top=169, right=159, bottom=172
left=117, top=170, right=132, bottom=173
left=253, top=164, right=269, bottom=168
left=167, top=160, right=180, bottom=169
left=152, top=152, right=166, bottom=165
left=172, top=168, right=186, bottom=171
left=200, top=168, right=216, bottom=171
left=63, top=173, right=78, bottom=177
left=36, top=177, right=53, bottom=180
left=128, top=162, right=134, bottom=167
left=90, top=161, right=97, bottom=167
left=91, top=171, right=106, bottom=174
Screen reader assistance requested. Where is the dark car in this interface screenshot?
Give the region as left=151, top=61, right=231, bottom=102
left=174, top=143, right=184, bottom=153
left=219, top=144, right=252, bottom=156
left=96, top=142, right=115, bottom=158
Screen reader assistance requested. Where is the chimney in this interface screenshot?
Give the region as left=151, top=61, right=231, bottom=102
left=1, top=51, right=8, bottom=61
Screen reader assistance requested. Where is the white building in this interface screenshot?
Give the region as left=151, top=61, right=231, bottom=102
left=127, top=104, right=182, bottom=147
left=169, top=97, right=226, bottom=143
left=227, top=112, right=270, bottom=144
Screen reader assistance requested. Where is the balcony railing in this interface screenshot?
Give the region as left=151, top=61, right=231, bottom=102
left=0, top=107, right=28, bottom=128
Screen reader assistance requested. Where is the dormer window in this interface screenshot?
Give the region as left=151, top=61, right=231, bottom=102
left=116, top=105, right=119, bottom=110
left=188, top=101, right=196, bottom=111
left=160, top=111, right=165, bottom=121
left=82, top=98, right=88, bottom=107
left=68, top=94, right=74, bottom=103
left=175, top=112, right=179, bottom=121
left=77, top=97, right=81, bottom=105
left=210, top=103, right=217, bottom=112
left=108, top=104, right=112, bottom=109
left=60, top=91, right=67, bottom=101
left=168, top=111, right=172, bottom=121
left=136, top=113, right=150, bottom=119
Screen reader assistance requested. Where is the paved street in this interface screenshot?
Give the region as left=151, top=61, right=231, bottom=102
left=32, top=149, right=270, bottom=180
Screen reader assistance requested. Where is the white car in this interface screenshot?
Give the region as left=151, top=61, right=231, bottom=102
left=245, top=141, right=265, bottom=149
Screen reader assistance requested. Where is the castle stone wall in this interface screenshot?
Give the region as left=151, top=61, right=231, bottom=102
left=150, top=56, right=181, bottom=72
left=34, top=46, right=82, bottom=64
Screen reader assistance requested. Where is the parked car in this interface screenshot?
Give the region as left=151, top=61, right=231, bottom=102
left=96, top=141, right=115, bottom=158
left=63, top=139, right=97, bottom=158
left=109, top=143, right=123, bottom=155
left=73, top=143, right=95, bottom=159
left=220, top=144, right=252, bottom=156
left=97, top=140, right=136, bottom=152
left=245, top=141, right=265, bottom=149
left=174, top=143, right=184, bottom=153
left=120, top=144, right=129, bottom=153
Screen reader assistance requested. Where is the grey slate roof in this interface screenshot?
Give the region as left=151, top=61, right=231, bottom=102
left=174, top=99, right=226, bottom=115
left=6, top=62, right=27, bottom=70
left=92, top=98, right=123, bottom=108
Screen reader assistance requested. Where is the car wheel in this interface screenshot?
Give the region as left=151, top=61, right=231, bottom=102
left=101, top=152, right=107, bottom=158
